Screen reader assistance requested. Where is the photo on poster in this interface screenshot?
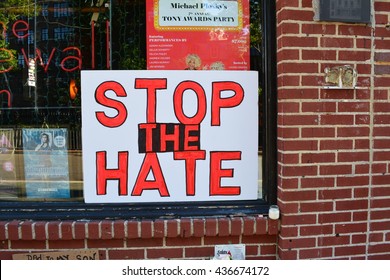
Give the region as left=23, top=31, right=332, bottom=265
left=22, top=128, right=70, bottom=199
left=147, top=0, right=250, bottom=70
left=0, top=129, right=18, bottom=199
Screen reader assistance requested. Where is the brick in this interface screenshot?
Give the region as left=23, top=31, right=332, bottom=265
left=337, top=127, right=370, bottom=137
left=205, top=218, right=217, bottom=236
left=336, top=200, right=369, bottom=211
left=34, top=222, right=47, bottom=241
left=193, top=219, right=205, bottom=237
left=180, top=218, right=192, bottom=238
left=302, top=102, right=336, bottom=113
left=280, top=115, right=319, bottom=126
left=204, top=236, right=240, bottom=245
left=335, top=245, right=366, bottom=257
left=231, top=217, right=242, bottom=236
left=277, top=49, right=300, bottom=60
left=320, top=37, right=354, bottom=48
left=338, top=25, right=372, bottom=36
left=352, top=234, right=367, bottom=244
left=375, top=65, right=390, bottom=75
left=320, top=115, right=354, bottom=125
left=185, top=247, right=214, bottom=258
left=278, top=62, right=318, bottom=73
left=243, top=217, right=255, bottom=236
left=108, top=249, right=144, bottom=260
left=300, top=224, right=333, bottom=236
left=217, top=218, right=230, bottom=237
left=277, top=9, right=315, bottom=22
left=301, top=177, right=335, bottom=188
left=20, top=221, right=33, bottom=240
left=279, top=190, right=317, bottom=201
left=335, top=222, right=368, bottom=234
left=320, top=140, right=353, bottom=150
left=320, top=165, right=352, bottom=175
left=279, top=237, right=316, bottom=249
left=166, top=219, right=179, bottom=238
left=147, top=248, right=183, bottom=259
left=301, top=152, right=335, bottom=163
left=87, top=221, right=100, bottom=239
left=337, top=176, right=369, bottom=186
left=278, top=36, right=318, bottom=48
left=277, top=127, right=299, bottom=139
left=299, top=248, right=333, bottom=259
left=318, top=235, right=350, bottom=246
left=10, top=240, right=46, bottom=249
left=281, top=140, right=318, bottom=151
left=302, top=24, right=336, bottom=35
left=73, top=222, right=86, bottom=240
left=127, top=238, right=163, bottom=248
left=280, top=225, right=298, bottom=237
left=153, top=220, right=165, bottom=238
left=302, top=50, right=337, bottom=60
left=319, top=212, right=352, bottom=224
left=301, top=127, right=335, bottom=138
left=370, top=221, right=390, bottom=231
left=338, top=152, right=369, bottom=162
left=369, top=243, right=390, bottom=254
left=255, top=217, right=267, bottom=235
left=60, top=221, right=73, bottom=240
left=113, top=220, right=125, bottom=239
left=166, top=237, right=201, bottom=247
left=87, top=239, right=124, bottom=248
left=300, top=202, right=334, bottom=213
left=7, top=221, right=20, bottom=240
left=127, top=221, right=140, bottom=239
left=338, top=50, right=371, bottom=62
left=101, top=221, right=113, bottom=239
left=318, top=189, right=352, bottom=200
left=140, top=220, right=152, bottom=239
left=282, top=165, right=318, bottom=177
left=0, top=222, right=7, bottom=240
left=281, top=214, right=317, bottom=226
left=48, top=240, right=85, bottom=249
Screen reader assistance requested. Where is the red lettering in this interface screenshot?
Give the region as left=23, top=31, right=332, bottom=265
left=174, top=151, right=206, bottom=196
left=96, top=151, right=129, bottom=196
left=61, top=47, right=82, bottom=72
left=160, top=123, right=180, bottom=152
left=95, top=81, right=128, bottom=128
left=0, top=90, right=12, bottom=107
left=21, top=48, right=56, bottom=72
left=139, top=123, right=157, bottom=152
left=135, top=79, right=167, bottom=123
left=132, top=153, right=170, bottom=197
left=174, top=81, right=206, bottom=125
left=183, top=125, right=200, bottom=151
left=211, top=82, right=244, bottom=126
left=209, top=151, right=241, bottom=196
left=12, top=20, right=29, bottom=38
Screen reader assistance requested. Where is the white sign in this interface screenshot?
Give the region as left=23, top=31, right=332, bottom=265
left=81, top=70, right=258, bottom=203
left=158, top=0, right=239, bottom=27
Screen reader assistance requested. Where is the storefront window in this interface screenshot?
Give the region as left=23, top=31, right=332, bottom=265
left=0, top=0, right=275, bottom=217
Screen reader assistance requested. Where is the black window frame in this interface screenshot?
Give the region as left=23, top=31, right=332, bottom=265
left=0, top=0, right=277, bottom=221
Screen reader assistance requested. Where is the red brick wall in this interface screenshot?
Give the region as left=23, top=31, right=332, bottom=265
left=277, top=0, right=390, bottom=259
left=0, top=217, right=278, bottom=260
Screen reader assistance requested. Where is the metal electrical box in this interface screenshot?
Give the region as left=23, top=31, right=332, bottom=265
left=319, top=0, right=371, bottom=23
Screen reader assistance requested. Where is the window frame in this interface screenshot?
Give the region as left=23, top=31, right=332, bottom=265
left=0, top=0, right=277, bottom=220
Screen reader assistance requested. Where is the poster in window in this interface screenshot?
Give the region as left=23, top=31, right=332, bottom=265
left=81, top=70, right=258, bottom=203
left=0, top=129, right=18, bottom=199
left=22, top=128, right=70, bottom=199
left=147, top=0, right=250, bottom=70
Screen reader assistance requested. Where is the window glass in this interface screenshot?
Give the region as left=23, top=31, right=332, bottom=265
left=0, top=0, right=264, bottom=203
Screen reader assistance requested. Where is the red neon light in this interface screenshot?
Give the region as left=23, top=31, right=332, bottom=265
left=0, top=90, right=12, bottom=108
